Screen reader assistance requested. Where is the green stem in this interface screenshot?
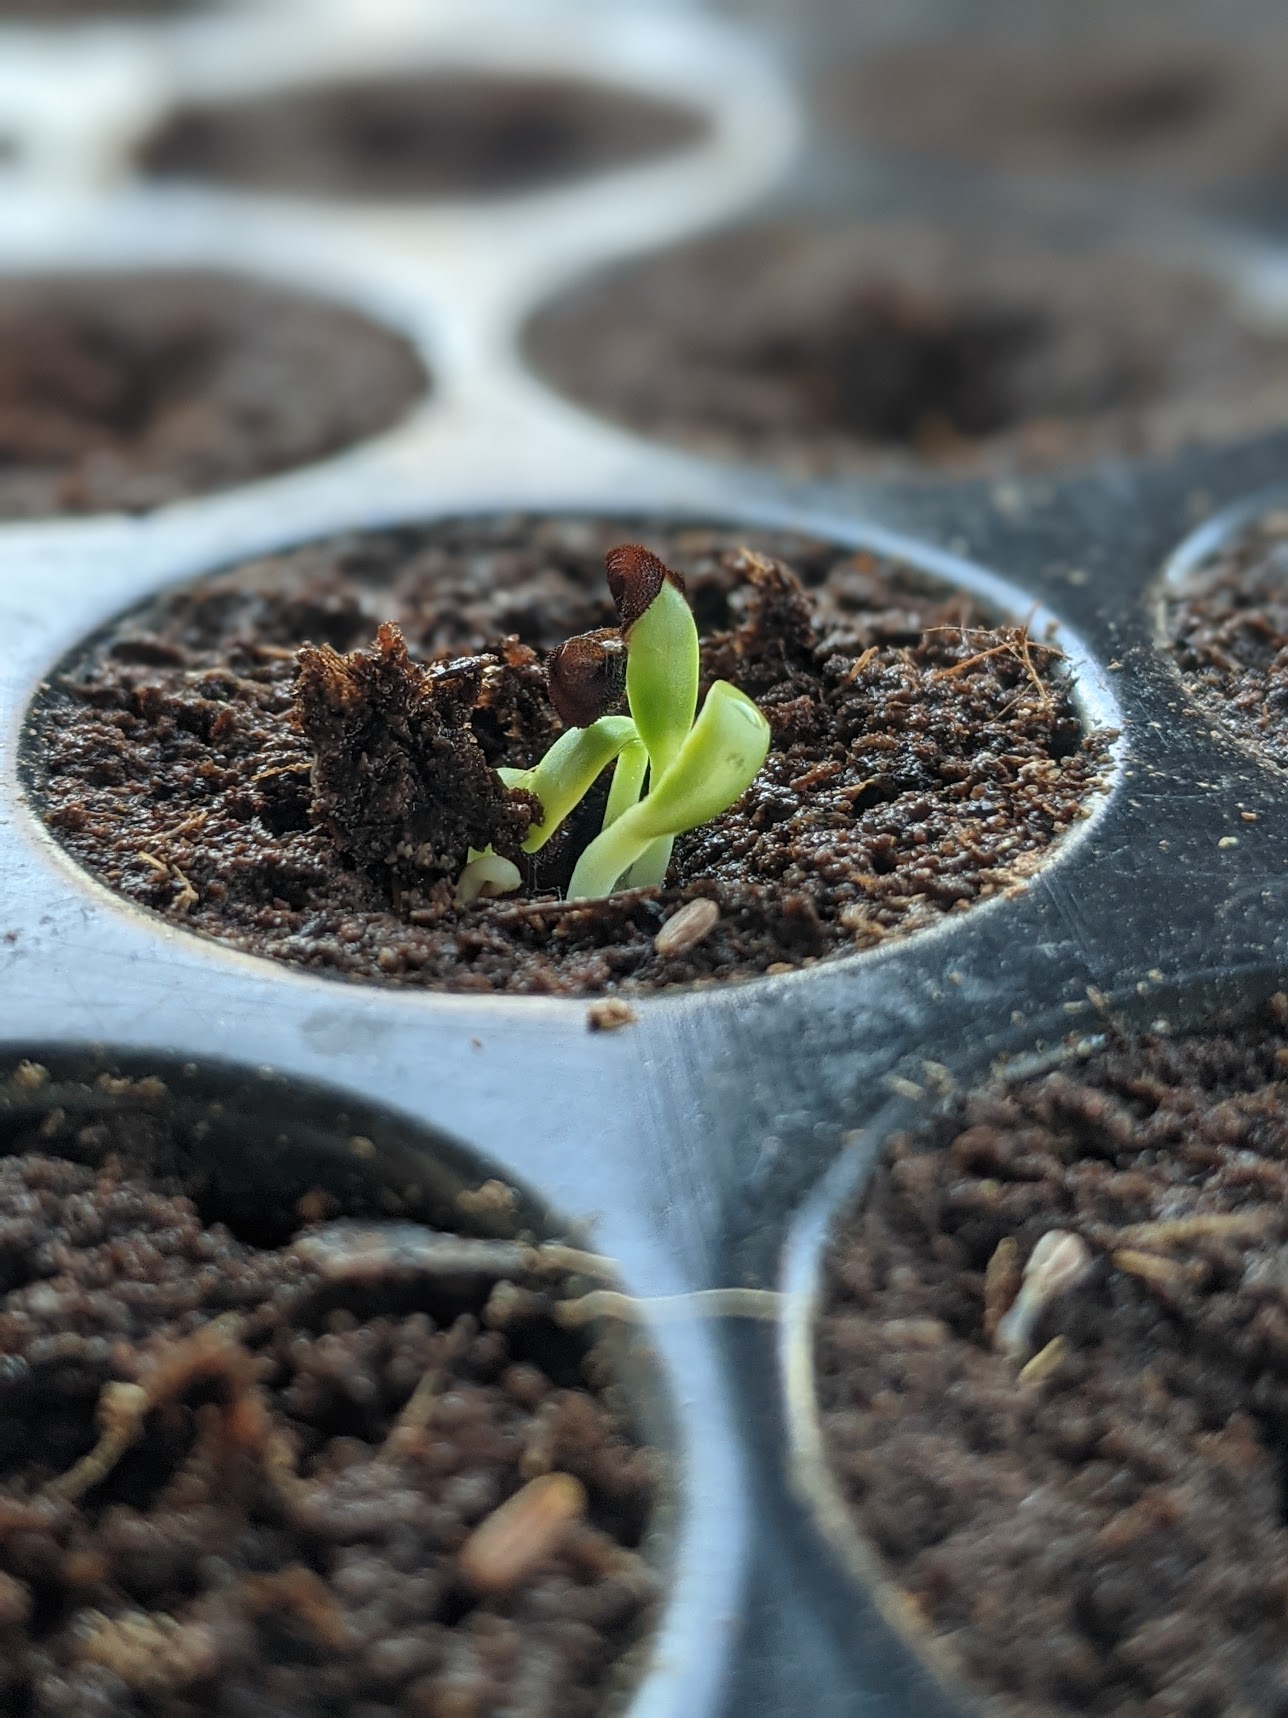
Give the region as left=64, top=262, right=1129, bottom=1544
left=567, top=800, right=655, bottom=902
left=602, top=738, right=648, bottom=830
left=626, top=578, right=699, bottom=788
left=625, top=836, right=673, bottom=890
left=456, top=848, right=522, bottom=904
left=499, top=716, right=637, bottom=852
left=566, top=681, right=770, bottom=901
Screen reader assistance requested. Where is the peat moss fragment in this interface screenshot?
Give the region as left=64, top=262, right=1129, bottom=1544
left=296, top=622, right=535, bottom=886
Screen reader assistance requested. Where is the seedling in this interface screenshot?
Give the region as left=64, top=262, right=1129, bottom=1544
left=455, top=545, right=770, bottom=905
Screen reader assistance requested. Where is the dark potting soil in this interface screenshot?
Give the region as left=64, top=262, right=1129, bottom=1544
left=821, top=33, right=1288, bottom=200
left=137, top=75, right=705, bottom=201
left=818, top=1000, right=1288, bottom=1717
left=0, top=1063, right=658, bottom=1716
left=524, top=219, right=1288, bottom=479
left=27, top=516, right=1112, bottom=997
left=1165, top=512, right=1288, bottom=774
left=0, top=273, right=427, bottom=519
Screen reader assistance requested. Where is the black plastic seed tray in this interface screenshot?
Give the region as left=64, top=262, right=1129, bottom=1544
left=4, top=3, right=1288, bottom=1715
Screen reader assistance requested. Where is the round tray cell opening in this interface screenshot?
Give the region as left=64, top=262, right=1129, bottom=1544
left=136, top=73, right=708, bottom=202
left=524, top=216, right=1288, bottom=480
left=0, top=1049, right=669, bottom=1716
left=0, top=270, right=427, bottom=519
left=821, top=31, right=1288, bottom=207
left=25, top=513, right=1114, bottom=997
left=1165, top=505, right=1288, bottom=773
left=806, top=987, right=1288, bottom=1717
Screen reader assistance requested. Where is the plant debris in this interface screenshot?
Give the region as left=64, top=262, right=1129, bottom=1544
left=29, top=516, right=1112, bottom=995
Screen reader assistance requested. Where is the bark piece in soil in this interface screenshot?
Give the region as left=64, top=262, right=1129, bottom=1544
left=0, top=272, right=427, bottom=519
left=0, top=1063, right=659, bottom=1718
left=1165, top=512, right=1288, bottom=773
left=26, top=515, right=1112, bottom=996
left=525, top=217, right=1288, bottom=478
left=137, top=74, right=706, bottom=200
left=818, top=1002, right=1288, bottom=1717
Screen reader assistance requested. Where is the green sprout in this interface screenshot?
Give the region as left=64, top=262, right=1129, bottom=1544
left=497, top=715, right=638, bottom=853
left=456, top=544, right=770, bottom=905
left=567, top=678, right=769, bottom=900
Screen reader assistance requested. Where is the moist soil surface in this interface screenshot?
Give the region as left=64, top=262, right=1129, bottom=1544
left=0, top=1062, right=658, bottom=1716
left=525, top=218, right=1288, bottom=479
left=818, top=1001, right=1288, bottom=1718
left=1166, top=512, right=1288, bottom=773
left=0, top=272, right=427, bottom=519
left=27, top=515, right=1112, bottom=997
left=821, top=33, right=1288, bottom=201
left=137, top=75, right=705, bottom=201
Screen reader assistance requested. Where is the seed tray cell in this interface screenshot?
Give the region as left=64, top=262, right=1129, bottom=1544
left=775, top=972, right=1288, bottom=1718
left=0, top=1049, right=677, bottom=1716
left=525, top=196, right=1288, bottom=485
left=21, top=513, right=1116, bottom=994
left=4, top=4, right=1288, bottom=1715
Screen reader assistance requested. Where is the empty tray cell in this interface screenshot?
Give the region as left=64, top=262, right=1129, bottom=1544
left=525, top=216, right=1288, bottom=480
left=0, top=1052, right=663, bottom=1717
left=811, top=994, right=1288, bottom=1716
left=1165, top=507, right=1288, bottom=772
left=823, top=31, right=1288, bottom=206
left=0, top=271, right=428, bottom=518
left=137, top=74, right=707, bottom=201
left=26, top=514, right=1113, bottom=996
